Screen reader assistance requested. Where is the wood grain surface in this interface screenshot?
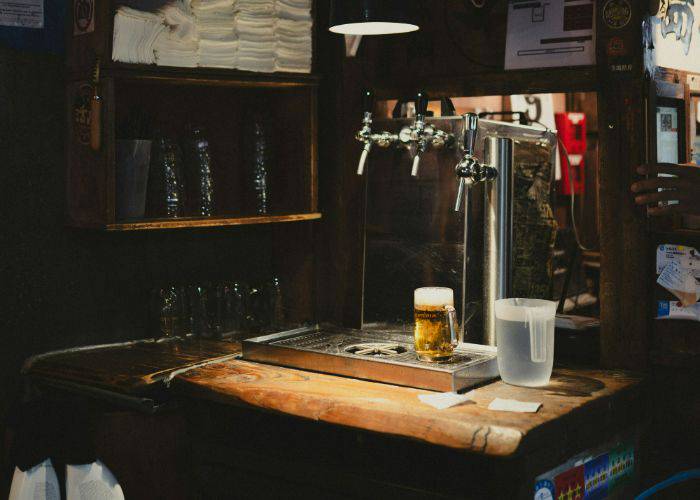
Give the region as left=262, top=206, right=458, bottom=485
left=105, top=212, right=322, bottom=231
left=174, top=358, right=643, bottom=458
left=25, top=339, right=241, bottom=394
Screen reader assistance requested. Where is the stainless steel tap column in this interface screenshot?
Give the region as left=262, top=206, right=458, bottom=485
left=483, top=136, right=514, bottom=346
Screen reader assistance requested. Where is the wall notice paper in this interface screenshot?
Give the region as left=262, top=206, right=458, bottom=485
left=418, top=391, right=474, bottom=410
left=488, top=398, right=542, bottom=413
left=8, top=459, right=59, bottom=500
left=648, top=1, right=700, bottom=74
left=66, top=461, right=125, bottom=500
left=505, top=0, right=595, bottom=70
left=656, top=244, right=700, bottom=321
left=0, top=0, right=43, bottom=28
left=657, top=106, right=680, bottom=164
left=510, top=93, right=561, bottom=179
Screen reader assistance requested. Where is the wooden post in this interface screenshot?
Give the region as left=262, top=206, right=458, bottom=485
left=596, top=2, right=651, bottom=370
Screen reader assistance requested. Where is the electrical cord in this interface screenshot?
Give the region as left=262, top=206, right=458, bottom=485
left=558, top=136, right=595, bottom=252
left=635, top=469, right=700, bottom=499
left=527, top=118, right=595, bottom=252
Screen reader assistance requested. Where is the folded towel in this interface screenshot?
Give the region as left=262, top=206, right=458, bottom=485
left=112, top=7, right=166, bottom=64
left=113, top=1, right=313, bottom=73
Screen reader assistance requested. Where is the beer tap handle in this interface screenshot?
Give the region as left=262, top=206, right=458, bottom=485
left=357, top=143, right=371, bottom=176
left=463, top=113, right=478, bottom=155
left=454, top=113, right=480, bottom=211
left=455, top=178, right=466, bottom=212
left=415, top=90, right=429, bottom=119
left=362, top=89, right=374, bottom=115
left=356, top=90, right=375, bottom=176
left=411, top=154, right=421, bottom=177
left=411, top=91, right=429, bottom=177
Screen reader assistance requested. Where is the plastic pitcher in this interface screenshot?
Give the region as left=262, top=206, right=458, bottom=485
left=494, top=298, right=557, bottom=387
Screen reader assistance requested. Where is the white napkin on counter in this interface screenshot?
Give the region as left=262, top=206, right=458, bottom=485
left=418, top=391, right=474, bottom=410
left=488, top=397, right=542, bottom=413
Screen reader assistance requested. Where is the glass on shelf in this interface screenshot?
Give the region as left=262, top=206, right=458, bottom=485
left=182, top=125, right=215, bottom=217
left=147, top=136, right=185, bottom=218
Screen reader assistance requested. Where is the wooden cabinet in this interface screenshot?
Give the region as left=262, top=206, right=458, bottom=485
left=66, top=2, right=319, bottom=231
left=64, top=1, right=321, bottom=327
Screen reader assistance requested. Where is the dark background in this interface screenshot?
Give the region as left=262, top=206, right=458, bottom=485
left=0, top=44, right=280, bottom=444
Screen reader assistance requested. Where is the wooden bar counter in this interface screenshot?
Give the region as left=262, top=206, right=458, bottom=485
left=174, top=356, right=642, bottom=457
left=23, top=340, right=646, bottom=499
left=172, top=345, right=645, bottom=499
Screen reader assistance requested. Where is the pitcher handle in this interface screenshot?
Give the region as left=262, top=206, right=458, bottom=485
left=445, top=305, right=458, bottom=347
left=527, top=308, right=547, bottom=362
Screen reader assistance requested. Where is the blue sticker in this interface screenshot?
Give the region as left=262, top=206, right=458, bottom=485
left=584, top=454, right=610, bottom=499
left=534, top=479, right=555, bottom=500
left=657, top=301, right=670, bottom=317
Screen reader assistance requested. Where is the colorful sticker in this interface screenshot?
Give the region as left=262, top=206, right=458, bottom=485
left=606, top=37, right=627, bottom=56
left=534, top=479, right=555, bottom=500
left=584, top=454, right=609, bottom=500
left=603, top=0, right=632, bottom=29
left=535, top=479, right=554, bottom=500
left=555, top=465, right=585, bottom=500
left=609, top=445, right=635, bottom=489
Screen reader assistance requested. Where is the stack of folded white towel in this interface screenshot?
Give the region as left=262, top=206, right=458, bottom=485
left=112, top=0, right=313, bottom=73
left=112, top=6, right=166, bottom=65
left=236, top=0, right=276, bottom=72
left=192, top=0, right=238, bottom=67
left=153, top=2, right=199, bottom=67
left=274, top=0, right=312, bottom=73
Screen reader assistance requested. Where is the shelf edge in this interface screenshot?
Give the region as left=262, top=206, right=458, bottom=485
left=105, top=213, right=322, bottom=232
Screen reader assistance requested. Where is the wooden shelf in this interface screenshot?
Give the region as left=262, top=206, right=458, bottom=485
left=101, top=63, right=320, bottom=88
left=105, top=212, right=322, bottom=231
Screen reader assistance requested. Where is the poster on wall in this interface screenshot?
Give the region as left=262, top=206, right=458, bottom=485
left=510, top=93, right=562, bottom=180
left=649, top=0, right=700, bottom=73
left=0, top=0, right=43, bottom=28
left=505, top=0, right=596, bottom=70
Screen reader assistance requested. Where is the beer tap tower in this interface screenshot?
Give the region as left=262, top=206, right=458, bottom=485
left=454, top=113, right=514, bottom=346
left=241, top=93, right=553, bottom=391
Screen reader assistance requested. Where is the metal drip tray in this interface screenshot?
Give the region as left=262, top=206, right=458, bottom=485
left=242, top=326, right=499, bottom=392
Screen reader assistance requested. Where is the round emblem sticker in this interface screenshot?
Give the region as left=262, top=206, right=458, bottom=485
left=603, top=0, right=632, bottom=29
left=534, top=480, right=555, bottom=500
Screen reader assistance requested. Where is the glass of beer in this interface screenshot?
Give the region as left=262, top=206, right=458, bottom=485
left=414, top=287, right=458, bottom=362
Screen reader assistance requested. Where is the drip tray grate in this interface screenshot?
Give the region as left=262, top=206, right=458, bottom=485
left=242, top=326, right=499, bottom=392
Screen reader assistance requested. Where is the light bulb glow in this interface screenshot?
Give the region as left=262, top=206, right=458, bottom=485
left=329, top=21, right=419, bottom=35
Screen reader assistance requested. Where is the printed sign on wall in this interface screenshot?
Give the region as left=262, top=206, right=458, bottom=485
left=0, top=0, right=43, bottom=28
left=505, top=0, right=596, bottom=70
left=649, top=0, right=700, bottom=73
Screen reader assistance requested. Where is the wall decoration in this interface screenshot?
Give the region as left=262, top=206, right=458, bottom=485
left=603, top=0, right=632, bottom=29
left=649, top=0, right=700, bottom=72
left=73, top=0, right=94, bottom=36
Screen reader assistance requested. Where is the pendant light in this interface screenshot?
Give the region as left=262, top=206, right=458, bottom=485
left=329, top=0, right=419, bottom=36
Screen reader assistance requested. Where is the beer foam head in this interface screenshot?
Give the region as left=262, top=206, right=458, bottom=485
left=414, top=287, right=454, bottom=307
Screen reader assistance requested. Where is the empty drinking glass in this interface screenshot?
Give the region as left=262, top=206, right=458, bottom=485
left=151, top=286, right=183, bottom=338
